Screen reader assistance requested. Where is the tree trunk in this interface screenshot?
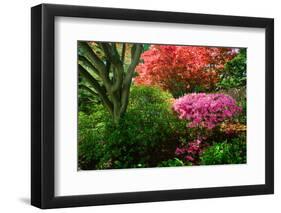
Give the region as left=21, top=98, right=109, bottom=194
left=112, top=102, right=122, bottom=124
left=78, top=42, right=142, bottom=124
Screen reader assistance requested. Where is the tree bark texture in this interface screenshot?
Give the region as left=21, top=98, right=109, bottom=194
left=78, top=41, right=142, bottom=123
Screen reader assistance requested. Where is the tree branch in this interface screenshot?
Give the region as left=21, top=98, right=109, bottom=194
left=78, top=41, right=106, bottom=73
left=78, top=56, right=100, bottom=77
left=111, top=43, right=121, bottom=61
left=120, top=44, right=143, bottom=114
left=78, top=65, right=113, bottom=114
left=98, top=43, right=124, bottom=93
left=121, top=43, right=126, bottom=64
left=98, top=43, right=122, bottom=66
left=123, top=44, right=142, bottom=87
left=79, top=84, right=99, bottom=97
left=97, top=42, right=112, bottom=60
left=105, top=60, right=111, bottom=74
left=79, top=43, right=112, bottom=90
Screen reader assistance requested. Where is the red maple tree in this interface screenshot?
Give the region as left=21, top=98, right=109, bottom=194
left=134, top=45, right=237, bottom=97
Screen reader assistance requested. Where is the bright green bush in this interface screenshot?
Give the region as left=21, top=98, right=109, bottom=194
left=218, top=48, right=247, bottom=89
left=199, top=136, right=246, bottom=165
left=78, top=85, right=187, bottom=170
left=78, top=104, right=111, bottom=170
left=102, top=86, right=186, bottom=169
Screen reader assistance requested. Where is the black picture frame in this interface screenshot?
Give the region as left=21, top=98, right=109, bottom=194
left=31, top=3, right=274, bottom=209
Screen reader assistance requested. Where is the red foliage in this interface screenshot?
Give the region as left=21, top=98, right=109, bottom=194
left=134, top=45, right=237, bottom=96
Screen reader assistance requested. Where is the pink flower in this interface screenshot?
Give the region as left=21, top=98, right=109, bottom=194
left=175, top=139, right=203, bottom=163
left=185, top=156, right=194, bottom=162
left=172, top=93, right=241, bottom=129
left=175, top=147, right=186, bottom=155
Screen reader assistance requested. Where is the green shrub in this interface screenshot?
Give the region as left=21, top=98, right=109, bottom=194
left=199, top=136, right=246, bottom=165
left=78, top=104, right=111, bottom=169
left=78, top=85, right=186, bottom=170
left=102, top=86, right=186, bottom=168
left=158, top=158, right=189, bottom=167
left=237, top=97, right=247, bottom=124
left=218, top=48, right=247, bottom=89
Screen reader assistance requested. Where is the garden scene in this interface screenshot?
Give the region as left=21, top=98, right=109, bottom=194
left=78, top=41, right=247, bottom=170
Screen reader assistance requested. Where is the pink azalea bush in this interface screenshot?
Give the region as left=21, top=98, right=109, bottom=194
left=175, top=139, right=202, bottom=162
left=172, top=93, right=241, bottom=129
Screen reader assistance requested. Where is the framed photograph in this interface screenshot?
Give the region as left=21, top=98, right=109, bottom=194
left=31, top=3, right=274, bottom=209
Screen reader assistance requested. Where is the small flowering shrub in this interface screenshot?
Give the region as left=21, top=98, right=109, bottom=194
left=172, top=93, right=242, bottom=129
left=172, top=93, right=244, bottom=165
left=175, top=138, right=211, bottom=164
left=175, top=139, right=203, bottom=163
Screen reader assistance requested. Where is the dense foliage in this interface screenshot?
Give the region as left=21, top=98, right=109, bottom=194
left=218, top=48, right=247, bottom=89
left=79, top=86, right=186, bottom=169
left=78, top=44, right=247, bottom=170
left=200, top=136, right=246, bottom=165
left=134, top=45, right=236, bottom=97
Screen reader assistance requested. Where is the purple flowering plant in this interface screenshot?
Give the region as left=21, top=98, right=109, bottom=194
left=172, top=93, right=242, bottom=129
left=173, top=93, right=242, bottom=163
